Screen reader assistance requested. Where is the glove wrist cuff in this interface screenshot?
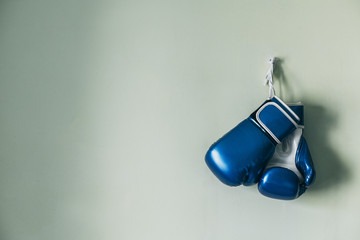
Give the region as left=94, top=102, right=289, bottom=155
left=252, top=96, right=301, bottom=144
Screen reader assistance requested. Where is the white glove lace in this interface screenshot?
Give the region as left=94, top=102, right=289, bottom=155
left=264, top=57, right=276, bottom=99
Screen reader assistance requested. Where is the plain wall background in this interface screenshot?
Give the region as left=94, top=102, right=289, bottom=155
left=1, top=0, right=359, bottom=239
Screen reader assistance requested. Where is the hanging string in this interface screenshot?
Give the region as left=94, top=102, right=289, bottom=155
left=264, top=57, right=276, bottom=99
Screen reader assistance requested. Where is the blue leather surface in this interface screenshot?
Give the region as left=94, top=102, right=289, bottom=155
left=289, top=105, right=304, bottom=126
left=205, top=119, right=275, bottom=186
left=272, top=97, right=300, bottom=122
left=258, top=167, right=300, bottom=200
left=257, top=105, right=316, bottom=200
left=296, top=137, right=316, bottom=186
left=258, top=104, right=297, bottom=142
left=205, top=97, right=301, bottom=187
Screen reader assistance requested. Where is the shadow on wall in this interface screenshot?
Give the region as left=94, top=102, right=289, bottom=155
left=304, top=104, right=351, bottom=194
left=272, top=58, right=295, bottom=101
left=273, top=58, right=351, bottom=195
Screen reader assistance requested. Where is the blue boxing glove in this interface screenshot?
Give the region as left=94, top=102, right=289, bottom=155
left=258, top=104, right=316, bottom=200
left=205, top=96, right=302, bottom=186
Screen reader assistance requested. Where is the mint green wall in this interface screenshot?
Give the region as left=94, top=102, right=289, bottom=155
left=1, top=1, right=359, bottom=239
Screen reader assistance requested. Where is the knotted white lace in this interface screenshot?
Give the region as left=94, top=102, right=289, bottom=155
left=264, top=57, right=276, bottom=99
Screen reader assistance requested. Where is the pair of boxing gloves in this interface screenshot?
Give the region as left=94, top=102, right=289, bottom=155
left=205, top=95, right=316, bottom=200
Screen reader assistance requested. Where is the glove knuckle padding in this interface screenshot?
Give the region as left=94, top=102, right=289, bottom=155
left=205, top=119, right=275, bottom=186
left=258, top=167, right=301, bottom=200
left=205, top=96, right=300, bottom=187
